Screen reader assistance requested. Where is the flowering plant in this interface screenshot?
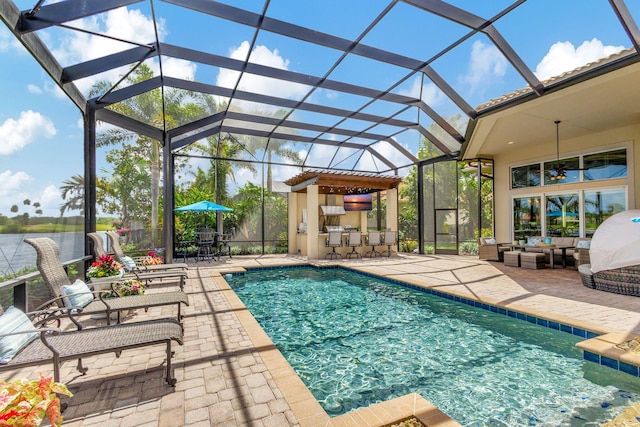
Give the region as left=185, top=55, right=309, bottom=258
left=141, top=251, right=163, bottom=266
left=0, top=375, right=72, bottom=427
left=87, top=254, right=123, bottom=278
left=107, top=279, right=145, bottom=298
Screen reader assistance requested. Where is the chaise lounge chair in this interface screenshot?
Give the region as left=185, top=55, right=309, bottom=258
left=24, top=238, right=189, bottom=325
left=0, top=305, right=183, bottom=385
left=88, top=232, right=188, bottom=291
left=106, top=231, right=189, bottom=271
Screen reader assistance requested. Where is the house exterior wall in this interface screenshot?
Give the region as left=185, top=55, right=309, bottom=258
left=492, top=123, right=638, bottom=244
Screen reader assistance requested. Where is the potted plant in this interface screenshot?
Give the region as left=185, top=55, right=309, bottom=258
left=0, top=375, right=72, bottom=427
left=106, top=279, right=145, bottom=298
left=86, top=254, right=124, bottom=286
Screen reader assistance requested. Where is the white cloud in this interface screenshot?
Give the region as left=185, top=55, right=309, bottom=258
left=366, top=140, right=412, bottom=171
left=216, top=41, right=309, bottom=112
left=0, top=170, right=33, bottom=198
left=535, top=38, right=625, bottom=81
left=399, top=75, right=445, bottom=106
left=462, top=40, right=507, bottom=97
left=51, top=8, right=173, bottom=95
left=38, top=184, right=63, bottom=215
left=0, top=111, right=56, bottom=155
left=0, top=25, right=24, bottom=53
left=27, top=84, right=43, bottom=94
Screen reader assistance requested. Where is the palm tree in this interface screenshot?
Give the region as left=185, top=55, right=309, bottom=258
left=60, top=175, right=84, bottom=216
left=90, top=64, right=196, bottom=239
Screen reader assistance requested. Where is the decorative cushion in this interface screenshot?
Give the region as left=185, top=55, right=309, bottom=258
left=62, top=279, right=94, bottom=308
left=120, top=256, right=138, bottom=272
left=0, top=306, right=38, bottom=364
left=484, top=238, right=496, bottom=245
left=527, top=237, right=541, bottom=246
left=576, top=240, right=591, bottom=249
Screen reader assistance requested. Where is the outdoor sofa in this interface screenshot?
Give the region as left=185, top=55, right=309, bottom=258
left=520, top=236, right=591, bottom=266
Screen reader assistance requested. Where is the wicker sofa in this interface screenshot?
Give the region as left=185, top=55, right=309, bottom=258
left=521, top=236, right=591, bottom=266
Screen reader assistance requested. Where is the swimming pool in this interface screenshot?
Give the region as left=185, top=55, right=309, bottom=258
left=227, top=266, right=640, bottom=426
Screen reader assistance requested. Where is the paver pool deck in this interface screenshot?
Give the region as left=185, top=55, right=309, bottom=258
left=6, top=253, right=640, bottom=426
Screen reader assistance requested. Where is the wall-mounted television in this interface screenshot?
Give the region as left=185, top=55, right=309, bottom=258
left=343, top=194, right=373, bottom=211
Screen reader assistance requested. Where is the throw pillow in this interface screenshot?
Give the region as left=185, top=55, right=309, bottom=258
left=120, top=256, right=137, bottom=272
left=484, top=238, right=496, bottom=245
left=527, top=237, right=541, bottom=246
left=62, top=279, right=94, bottom=308
left=0, top=306, right=38, bottom=364
left=576, top=240, right=591, bottom=249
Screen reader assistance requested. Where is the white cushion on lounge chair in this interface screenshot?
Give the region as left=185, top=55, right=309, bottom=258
left=0, top=307, right=38, bottom=364
left=120, top=256, right=137, bottom=272
left=62, top=279, right=94, bottom=308
left=484, top=238, right=496, bottom=244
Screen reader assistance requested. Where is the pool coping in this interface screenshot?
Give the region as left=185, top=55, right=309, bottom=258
left=215, top=263, right=640, bottom=426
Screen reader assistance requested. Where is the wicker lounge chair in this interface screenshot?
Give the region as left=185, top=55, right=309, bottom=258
left=0, top=306, right=183, bottom=385
left=101, top=231, right=189, bottom=272
left=88, top=232, right=188, bottom=291
left=24, top=238, right=189, bottom=325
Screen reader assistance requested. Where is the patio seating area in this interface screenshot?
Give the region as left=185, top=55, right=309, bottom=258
left=5, top=253, right=640, bottom=426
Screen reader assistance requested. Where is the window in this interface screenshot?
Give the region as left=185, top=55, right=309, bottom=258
left=584, top=188, right=626, bottom=236
left=584, top=149, right=627, bottom=181
left=545, top=193, right=579, bottom=237
left=511, top=148, right=628, bottom=187
left=513, top=196, right=541, bottom=240
left=543, top=156, right=580, bottom=185
left=511, top=164, right=540, bottom=188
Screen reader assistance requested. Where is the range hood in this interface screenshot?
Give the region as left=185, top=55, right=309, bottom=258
left=320, top=205, right=346, bottom=216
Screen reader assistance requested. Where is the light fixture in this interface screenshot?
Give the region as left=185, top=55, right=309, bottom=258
left=548, top=120, right=567, bottom=181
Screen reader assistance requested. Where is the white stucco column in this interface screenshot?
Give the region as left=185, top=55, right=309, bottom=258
left=307, top=185, right=320, bottom=259
left=287, top=192, right=298, bottom=254
left=385, top=188, right=398, bottom=230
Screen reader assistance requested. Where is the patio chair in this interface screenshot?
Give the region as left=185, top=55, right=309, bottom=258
left=0, top=305, right=183, bottom=386
left=88, top=233, right=188, bottom=291
left=382, top=231, right=398, bottom=257
left=478, top=237, right=511, bottom=261
left=104, top=231, right=189, bottom=272
left=365, top=232, right=384, bottom=258
left=325, top=231, right=343, bottom=260
left=346, top=231, right=362, bottom=259
left=24, top=238, right=189, bottom=325
left=216, top=232, right=233, bottom=259
left=195, top=229, right=217, bottom=263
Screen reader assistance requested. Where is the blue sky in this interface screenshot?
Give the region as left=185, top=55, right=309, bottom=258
left=0, top=0, right=637, bottom=217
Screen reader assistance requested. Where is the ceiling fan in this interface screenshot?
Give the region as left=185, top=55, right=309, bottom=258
left=546, top=120, right=585, bottom=181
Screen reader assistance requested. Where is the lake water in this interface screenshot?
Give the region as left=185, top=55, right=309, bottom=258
left=0, top=232, right=87, bottom=276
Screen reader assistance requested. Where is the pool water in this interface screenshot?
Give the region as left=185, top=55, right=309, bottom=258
left=227, top=267, right=640, bottom=426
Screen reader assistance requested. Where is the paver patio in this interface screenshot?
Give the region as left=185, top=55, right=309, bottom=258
left=6, top=253, right=640, bottom=426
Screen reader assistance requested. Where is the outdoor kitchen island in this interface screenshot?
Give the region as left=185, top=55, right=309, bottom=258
left=284, top=170, right=401, bottom=260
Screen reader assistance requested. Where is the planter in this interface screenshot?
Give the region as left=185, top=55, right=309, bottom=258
left=88, top=270, right=124, bottom=288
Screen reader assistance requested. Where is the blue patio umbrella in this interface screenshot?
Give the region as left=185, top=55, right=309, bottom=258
left=174, top=200, right=233, bottom=227
left=547, top=210, right=578, bottom=217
